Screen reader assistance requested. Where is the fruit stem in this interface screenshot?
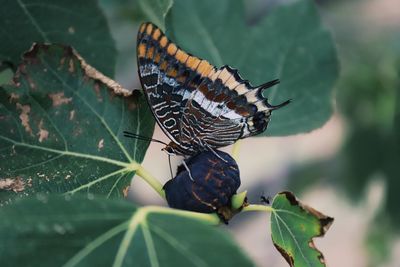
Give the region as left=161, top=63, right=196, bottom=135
left=242, top=204, right=274, bottom=213
left=231, top=191, right=247, bottom=210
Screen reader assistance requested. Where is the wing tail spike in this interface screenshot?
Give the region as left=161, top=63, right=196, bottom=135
left=255, top=79, right=280, bottom=99
left=257, top=79, right=280, bottom=91
left=268, top=99, right=292, bottom=110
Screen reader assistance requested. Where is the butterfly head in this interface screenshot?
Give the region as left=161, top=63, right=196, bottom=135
left=162, top=145, right=177, bottom=156
left=161, top=142, right=186, bottom=156
left=161, top=142, right=196, bottom=156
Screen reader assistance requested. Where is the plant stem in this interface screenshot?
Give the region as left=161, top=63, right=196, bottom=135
left=134, top=165, right=166, bottom=199
left=242, top=204, right=274, bottom=213
left=231, top=140, right=241, bottom=161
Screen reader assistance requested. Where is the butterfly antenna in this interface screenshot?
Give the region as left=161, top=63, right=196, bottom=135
left=123, top=131, right=168, bottom=146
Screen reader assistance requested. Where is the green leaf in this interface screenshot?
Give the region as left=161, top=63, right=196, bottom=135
left=137, top=0, right=173, bottom=31
left=271, top=192, right=333, bottom=267
left=0, top=0, right=116, bottom=77
left=0, top=195, right=254, bottom=267
left=0, top=44, right=154, bottom=204
left=0, top=67, right=13, bottom=85
left=165, top=0, right=338, bottom=135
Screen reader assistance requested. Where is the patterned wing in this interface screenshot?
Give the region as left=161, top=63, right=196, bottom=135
left=180, top=66, right=290, bottom=150
left=137, top=22, right=218, bottom=153
left=137, top=22, right=289, bottom=154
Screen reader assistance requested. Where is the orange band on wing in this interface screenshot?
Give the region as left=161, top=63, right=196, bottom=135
left=160, top=36, right=168, bottom=47
left=146, top=46, right=155, bottom=59
left=175, top=50, right=189, bottom=63
left=139, top=23, right=146, bottom=33
left=146, top=24, right=153, bottom=35
left=187, top=56, right=201, bottom=70
left=138, top=43, right=146, bottom=57
left=167, top=43, right=178, bottom=55
left=196, top=60, right=213, bottom=76
left=152, top=28, right=161, bottom=40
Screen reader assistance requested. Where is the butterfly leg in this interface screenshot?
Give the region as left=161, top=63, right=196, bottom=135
left=168, top=154, right=174, bottom=179
left=204, top=143, right=228, bottom=163
left=182, top=159, right=195, bottom=182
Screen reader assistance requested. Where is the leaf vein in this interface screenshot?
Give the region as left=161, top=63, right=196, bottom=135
left=63, top=221, right=130, bottom=267
left=17, top=0, right=49, bottom=42
left=112, top=209, right=145, bottom=267
left=0, top=135, right=129, bottom=167
left=150, top=224, right=208, bottom=267
left=141, top=223, right=160, bottom=267
left=274, top=211, right=311, bottom=266
left=65, top=168, right=129, bottom=195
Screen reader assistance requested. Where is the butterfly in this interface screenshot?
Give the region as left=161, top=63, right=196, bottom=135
left=136, top=22, right=290, bottom=156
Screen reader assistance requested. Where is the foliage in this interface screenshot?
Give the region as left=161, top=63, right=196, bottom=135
left=0, top=0, right=338, bottom=266
left=270, top=192, right=333, bottom=267
left=0, top=195, right=254, bottom=267
left=0, top=44, right=154, bottom=203
left=0, top=0, right=116, bottom=77
left=166, top=0, right=338, bottom=135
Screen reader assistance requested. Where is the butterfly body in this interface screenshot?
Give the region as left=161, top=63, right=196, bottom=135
left=137, top=22, right=290, bottom=156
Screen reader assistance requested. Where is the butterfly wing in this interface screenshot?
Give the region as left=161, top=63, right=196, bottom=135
left=137, top=22, right=289, bottom=154
left=137, top=22, right=217, bottom=153
left=181, top=65, right=290, bottom=149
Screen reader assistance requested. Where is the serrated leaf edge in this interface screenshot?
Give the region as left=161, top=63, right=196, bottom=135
left=271, top=191, right=334, bottom=267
